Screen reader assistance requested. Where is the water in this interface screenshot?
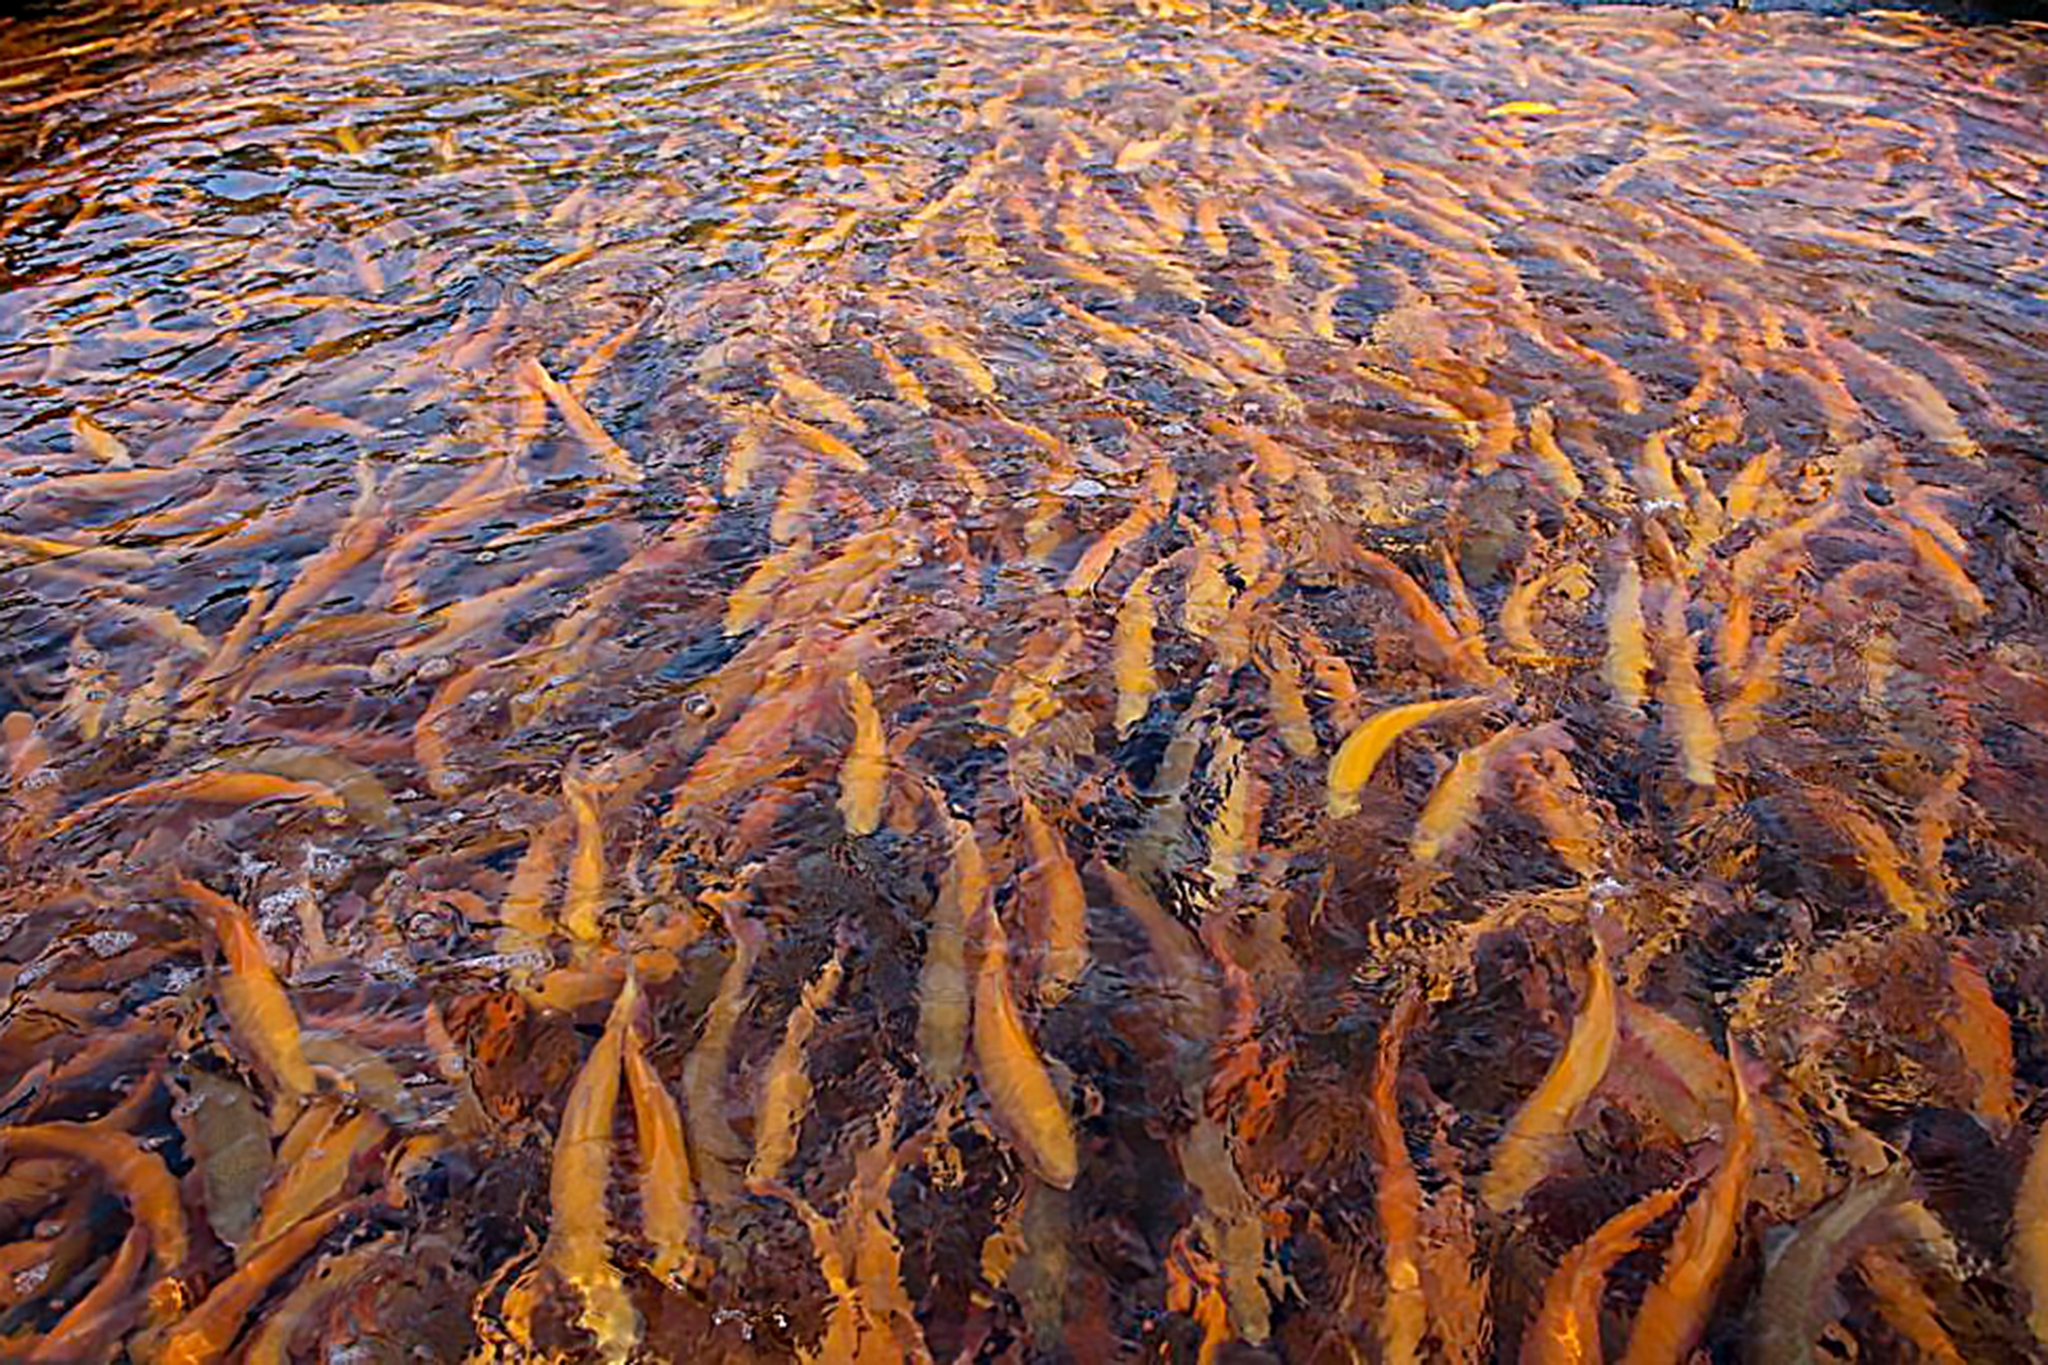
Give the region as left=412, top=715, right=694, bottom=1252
left=3, top=0, right=2048, bottom=1358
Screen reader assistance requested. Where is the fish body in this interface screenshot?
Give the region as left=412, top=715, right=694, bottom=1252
left=531, top=978, right=641, bottom=1363
left=1328, top=695, right=1492, bottom=819
left=624, top=1016, right=698, bottom=1286
left=1482, top=938, right=1617, bottom=1212
left=561, top=769, right=608, bottom=942
left=919, top=814, right=981, bottom=1088
left=1523, top=1183, right=1688, bottom=1365
left=1019, top=796, right=1088, bottom=1006
left=973, top=901, right=1079, bottom=1189
left=748, top=951, right=845, bottom=1191
left=1621, top=1048, right=1757, bottom=1365
left=1604, top=557, right=1648, bottom=714
left=1372, top=996, right=1427, bottom=1365
left=837, top=672, right=888, bottom=836
left=177, top=878, right=317, bottom=1109
left=1113, top=563, right=1163, bottom=735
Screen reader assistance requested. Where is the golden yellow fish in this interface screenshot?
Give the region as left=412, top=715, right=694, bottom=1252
left=1482, top=937, right=1617, bottom=1211
left=837, top=671, right=887, bottom=836
left=1327, top=695, right=1492, bottom=819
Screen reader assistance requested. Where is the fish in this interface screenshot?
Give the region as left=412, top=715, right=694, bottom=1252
left=725, top=534, right=813, bottom=635
left=1819, top=331, right=1976, bottom=457
left=1372, top=993, right=1427, bottom=1365
left=1510, top=746, right=1603, bottom=878
left=919, top=811, right=983, bottom=1089
left=1179, top=1114, right=1275, bottom=1343
left=177, top=575, right=273, bottom=718
left=1805, top=787, right=1933, bottom=930
left=239, top=1234, right=399, bottom=1365
left=1327, top=695, right=1494, bottom=819
left=664, top=641, right=815, bottom=822
left=683, top=913, right=765, bottom=1201
left=770, top=354, right=867, bottom=433
left=721, top=406, right=769, bottom=497
left=1018, top=795, right=1088, bottom=1006
left=1655, top=586, right=1721, bottom=788
left=1604, top=555, right=1649, bottom=715
left=1524, top=403, right=1585, bottom=502
left=871, top=337, right=932, bottom=412
left=1255, top=628, right=1318, bottom=758
left=774, top=408, right=869, bottom=473
left=244, top=1104, right=386, bottom=1257
left=498, top=816, right=567, bottom=949
left=1726, top=450, right=1773, bottom=523
left=1000, top=625, right=1083, bottom=740
left=1182, top=546, right=1234, bottom=644
left=624, top=1006, right=698, bottom=1287
left=912, top=316, right=998, bottom=396
left=973, top=893, right=1079, bottom=1189
left=1893, top=516, right=1987, bottom=623
left=2020, top=1115, right=2048, bottom=1349
left=1523, top=1182, right=1689, bottom=1365
left=90, top=599, right=209, bottom=662
left=0, top=529, right=153, bottom=574
left=0, top=1123, right=188, bottom=1318
left=1855, top=1247, right=1966, bottom=1365
left=156, top=1200, right=365, bottom=1365
left=771, top=463, right=819, bottom=540
left=837, top=671, right=888, bottom=836
left=1941, top=953, right=2016, bottom=1135
left=1721, top=614, right=1800, bottom=744
left=376, top=565, right=570, bottom=680
left=561, top=768, right=610, bottom=943
left=262, top=460, right=387, bottom=630
left=520, top=354, right=643, bottom=483
left=1202, top=733, right=1261, bottom=893
left=1065, top=504, right=1156, bottom=598
left=2, top=712, right=57, bottom=848
left=1746, top=1168, right=1912, bottom=1365
left=1482, top=935, right=1617, bottom=1211
left=27, top=1224, right=148, bottom=1363
left=515, top=977, right=641, bottom=1364
left=1410, top=721, right=1564, bottom=869
left=1620, top=1045, right=1757, bottom=1365
left=175, top=877, right=318, bottom=1115
left=1105, top=573, right=1171, bottom=724
left=1358, top=549, right=1500, bottom=686
left=69, top=409, right=131, bottom=467
left=748, top=949, right=845, bottom=1191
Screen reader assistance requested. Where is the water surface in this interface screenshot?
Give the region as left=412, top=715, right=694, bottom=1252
left=3, top=0, right=2048, bottom=1359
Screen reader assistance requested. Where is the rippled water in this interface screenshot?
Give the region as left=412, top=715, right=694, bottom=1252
left=3, top=0, right=2048, bottom=1359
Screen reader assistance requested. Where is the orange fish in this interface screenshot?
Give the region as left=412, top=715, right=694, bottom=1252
left=176, top=877, right=317, bottom=1116
left=1018, top=795, right=1088, bottom=1006
left=919, top=811, right=982, bottom=1088
left=1482, top=937, right=1617, bottom=1211
left=1523, top=1182, right=1689, bottom=1365
left=837, top=671, right=888, bottom=836
left=973, top=896, right=1079, bottom=1189
left=624, top=1005, right=698, bottom=1287
left=748, top=949, right=845, bottom=1191
left=1620, top=1045, right=1756, bottom=1365
left=1371, top=993, right=1427, bottom=1365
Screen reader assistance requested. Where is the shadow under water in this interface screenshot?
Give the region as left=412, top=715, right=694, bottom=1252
left=2, top=0, right=2048, bottom=1359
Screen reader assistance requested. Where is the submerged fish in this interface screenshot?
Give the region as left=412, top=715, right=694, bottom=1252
left=1327, top=695, right=1495, bottom=819
left=1482, top=935, right=1617, bottom=1212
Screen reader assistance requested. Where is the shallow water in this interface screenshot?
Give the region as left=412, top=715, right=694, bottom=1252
left=3, top=0, right=2048, bottom=1359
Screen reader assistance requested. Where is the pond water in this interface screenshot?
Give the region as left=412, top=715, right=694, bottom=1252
left=3, top=0, right=2048, bottom=1359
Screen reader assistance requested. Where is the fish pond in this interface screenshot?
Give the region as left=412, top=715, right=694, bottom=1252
left=2, top=0, right=2048, bottom=1359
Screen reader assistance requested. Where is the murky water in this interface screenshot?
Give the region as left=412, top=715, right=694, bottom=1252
left=4, top=0, right=2048, bottom=1358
